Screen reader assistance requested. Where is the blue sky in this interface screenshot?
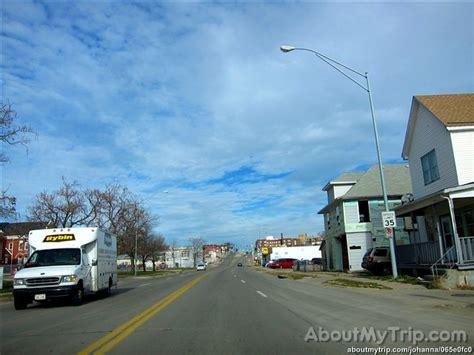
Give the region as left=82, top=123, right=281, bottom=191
left=1, top=1, right=473, bottom=248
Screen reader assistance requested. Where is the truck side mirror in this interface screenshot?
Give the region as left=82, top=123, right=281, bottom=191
left=91, top=259, right=98, bottom=266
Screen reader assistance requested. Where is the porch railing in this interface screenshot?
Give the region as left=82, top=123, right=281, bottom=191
left=431, top=246, right=457, bottom=278
left=460, top=236, right=474, bottom=263
left=396, top=241, right=440, bottom=266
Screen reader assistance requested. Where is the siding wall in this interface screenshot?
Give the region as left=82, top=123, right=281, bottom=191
left=451, top=129, right=474, bottom=185
left=408, top=105, right=459, bottom=199
left=334, top=185, right=353, bottom=200
left=327, top=184, right=355, bottom=204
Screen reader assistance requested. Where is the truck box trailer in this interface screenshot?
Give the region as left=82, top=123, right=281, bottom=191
left=13, top=227, right=117, bottom=310
left=270, top=245, right=322, bottom=262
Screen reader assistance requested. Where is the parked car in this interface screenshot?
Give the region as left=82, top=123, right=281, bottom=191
left=196, top=263, right=206, bottom=271
left=237, top=262, right=243, bottom=267
left=311, top=258, right=322, bottom=265
left=268, top=258, right=296, bottom=269
left=361, top=247, right=391, bottom=275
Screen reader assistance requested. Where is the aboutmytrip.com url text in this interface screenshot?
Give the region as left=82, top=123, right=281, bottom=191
left=304, top=327, right=468, bottom=346
left=346, top=346, right=472, bottom=354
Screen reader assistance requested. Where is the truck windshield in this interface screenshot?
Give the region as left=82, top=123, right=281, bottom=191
left=25, top=248, right=81, bottom=267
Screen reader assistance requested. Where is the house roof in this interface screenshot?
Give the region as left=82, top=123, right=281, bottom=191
left=415, top=94, right=474, bottom=126
left=322, top=171, right=364, bottom=191
left=318, top=164, right=412, bottom=213
left=0, top=222, right=45, bottom=236
left=342, top=164, right=412, bottom=199
left=402, top=93, right=474, bottom=159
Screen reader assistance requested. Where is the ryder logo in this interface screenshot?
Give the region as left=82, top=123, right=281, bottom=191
left=43, top=234, right=75, bottom=242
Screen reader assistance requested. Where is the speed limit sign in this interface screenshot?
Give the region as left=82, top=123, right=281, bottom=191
left=381, top=211, right=397, bottom=228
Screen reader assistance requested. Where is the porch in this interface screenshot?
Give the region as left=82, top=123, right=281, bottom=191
left=394, top=183, right=474, bottom=274
left=396, top=237, right=474, bottom=272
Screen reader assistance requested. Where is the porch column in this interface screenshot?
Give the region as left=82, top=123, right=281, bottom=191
left=443, top=195, right=463, bottom=264
left=432, top=205, right=445, bottom=264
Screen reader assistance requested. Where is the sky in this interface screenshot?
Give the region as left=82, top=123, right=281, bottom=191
left=1, top=1, right=473, bottom=249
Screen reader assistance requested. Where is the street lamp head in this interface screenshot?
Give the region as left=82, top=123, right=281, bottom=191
left=280, top=45, right=296, bottom=53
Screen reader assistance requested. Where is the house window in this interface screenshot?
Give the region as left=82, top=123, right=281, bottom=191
left=358, top=201, right=370, bottom=222
left=326, top=213, right=331, bottom=230
left=336, top=206, right=341, bottom=225
left=456, top=208, right=474, bottom=238
left=421, top=149, right=440, bottom=185
left=8, top=242, right=13, bottom=250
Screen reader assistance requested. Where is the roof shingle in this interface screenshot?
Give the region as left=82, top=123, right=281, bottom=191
left=415, top=94, right=474, bottom=126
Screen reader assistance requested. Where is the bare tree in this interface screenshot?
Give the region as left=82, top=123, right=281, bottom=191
left=28, top=178, right=100, bottom=227
left=28, top=180, right=161, bottom=271
left=117, top=199, right=159, bottom=272
left=148, top=235, right=167, bottom=271
left=95, top=184, right=132, bottom=232
left=189, top=236, right=206, bottom=267
left=1, top=103, right=35, bottom=219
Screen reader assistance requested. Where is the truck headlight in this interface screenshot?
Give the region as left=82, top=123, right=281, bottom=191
left=61, top=275, right=78, bottom=283
left=14, top=278, right=25, bottom=286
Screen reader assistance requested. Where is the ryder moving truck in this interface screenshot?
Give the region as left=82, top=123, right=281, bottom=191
left=13, top=227, right=117, bottom=310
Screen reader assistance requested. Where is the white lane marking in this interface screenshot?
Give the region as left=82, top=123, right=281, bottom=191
left=240, top=280, right=246, bottom=284
left=257, top=291, right=268, bottom=298
left=139, top=283, right=151, bottom=287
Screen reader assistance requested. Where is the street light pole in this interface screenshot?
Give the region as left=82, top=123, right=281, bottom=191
left=280, top=45, right=398, bottom=278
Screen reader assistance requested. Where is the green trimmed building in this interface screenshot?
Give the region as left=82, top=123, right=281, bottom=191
left=318, top=164, right=412, bottom=271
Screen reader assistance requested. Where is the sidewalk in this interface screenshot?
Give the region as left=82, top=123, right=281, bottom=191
left=252, top=266, right=474, bottom=311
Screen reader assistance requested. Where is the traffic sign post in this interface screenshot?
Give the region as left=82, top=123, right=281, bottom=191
left=382, top=211, right=397, bottom=228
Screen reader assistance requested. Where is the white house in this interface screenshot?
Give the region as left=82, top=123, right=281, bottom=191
left=395, top=94, right=474, bottom=280
left=163, top=246, right=197, bottom=269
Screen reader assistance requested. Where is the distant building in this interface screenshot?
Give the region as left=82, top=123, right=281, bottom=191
left=204, top=244, right=226, bottom=264
left=255, top=234, right=318, bottom=265
left=163, top=246, right=196, bottom=269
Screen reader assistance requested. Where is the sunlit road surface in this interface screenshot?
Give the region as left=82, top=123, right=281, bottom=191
left=1, top=256, right=473, bottom=354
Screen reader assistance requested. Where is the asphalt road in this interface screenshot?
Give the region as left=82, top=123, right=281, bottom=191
left=1, top=255, right=473, bottom=355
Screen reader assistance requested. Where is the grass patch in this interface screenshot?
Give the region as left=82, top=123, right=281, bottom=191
left=353, top=272, right=418, bottom=285
left=392, top=275, right=419, bottom=285
left=276, top=272, right=318, bottom=280
left=0, top=280, right=13, bottom=293
left=325, top=278, right=392, bottom=290
left=277, top=273, right=303, bottom=280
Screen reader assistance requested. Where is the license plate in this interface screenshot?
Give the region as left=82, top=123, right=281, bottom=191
left=34, top=294, right=46, bottom=301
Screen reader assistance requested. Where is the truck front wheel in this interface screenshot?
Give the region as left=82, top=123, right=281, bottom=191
left=71, top=285, right=84, bottom=306
left=14, top=296, right=28, bottom=310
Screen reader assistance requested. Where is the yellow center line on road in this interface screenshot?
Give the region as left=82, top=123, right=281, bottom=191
left=78, top=273, right=207, bottom=355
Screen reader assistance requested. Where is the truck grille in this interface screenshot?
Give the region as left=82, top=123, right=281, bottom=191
left=25, top=277, right=60, bottom=286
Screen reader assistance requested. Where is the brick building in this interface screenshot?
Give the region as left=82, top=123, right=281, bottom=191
left=0, top=222, right=44, bottom=267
